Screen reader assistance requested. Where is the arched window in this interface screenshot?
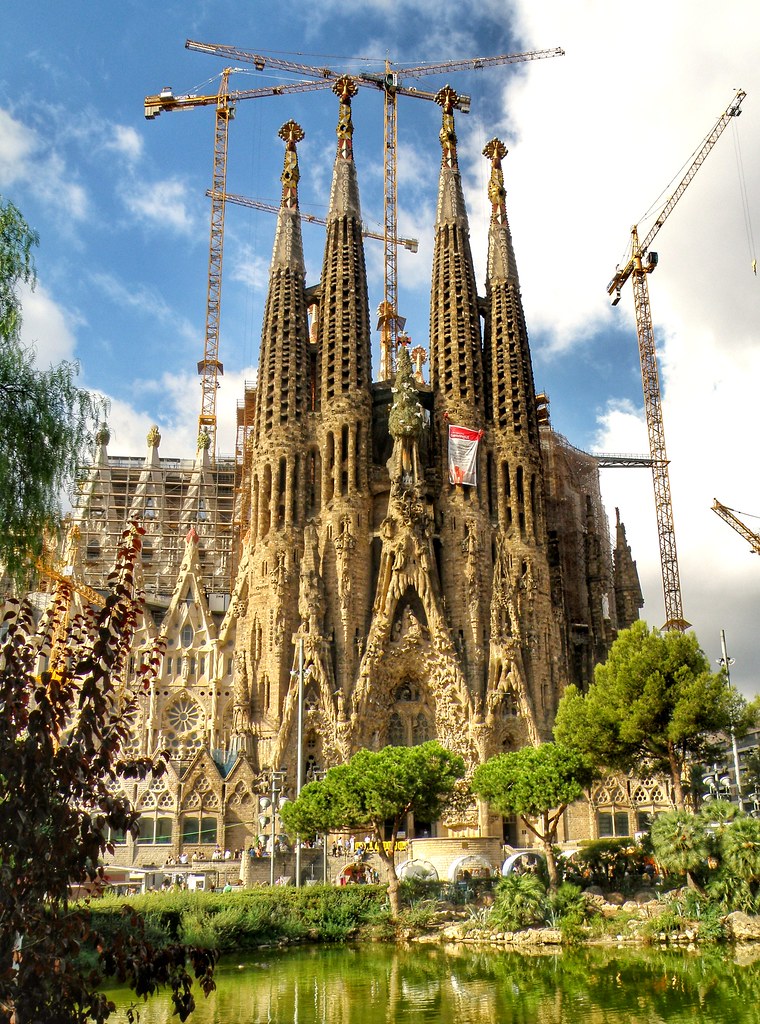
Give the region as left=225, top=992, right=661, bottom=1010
left=412, top=713, right=430, bottom=745
left=181, top=624, right=193, bottom=648
left=388, top=712, right=405, bottom=746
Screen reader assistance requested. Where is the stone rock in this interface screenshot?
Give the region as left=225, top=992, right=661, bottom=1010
left=606, top=892, right=626, bottom=906
left=634, top=890, right=658, bottom=904
left=724, top=912, right=760, bottom=942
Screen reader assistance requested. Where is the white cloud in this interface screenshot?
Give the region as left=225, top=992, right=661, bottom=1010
left=17, top=279, right=79, bottom=366
left=121, top=177, right=196, bottom=234
left=89, top=270, right=196, bottom=341
left=0, top=106, right=89, bottom=219
left=99, top=365, right=257, bottom=460
left=0, top=109, right=36, bottom=186
left=104, top=124, right=144, bottom=163
left=228, top=241, right=270, bottom=291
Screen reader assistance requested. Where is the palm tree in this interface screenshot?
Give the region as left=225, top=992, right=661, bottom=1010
left=720, top=817, right=760, bottom=884
left=650, top=810, right=711, bottom=891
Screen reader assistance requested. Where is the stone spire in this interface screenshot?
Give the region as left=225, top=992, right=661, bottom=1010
left=429, top=86, right=484, bottom=426
left=480, top=138, right=563, bottom=741
left=613, top=507, right=644, bottom=629
left=253, top=120, right=309, bottom=446
left=482, top=139, right=538, bottom=444
left=316, top=76, right=372, bottom=401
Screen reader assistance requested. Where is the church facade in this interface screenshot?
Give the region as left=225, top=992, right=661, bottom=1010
left=64, top=79, right=649, bottom=863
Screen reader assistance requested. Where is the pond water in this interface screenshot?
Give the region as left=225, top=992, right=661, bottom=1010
left=106, top=942, right=760, bottom=1023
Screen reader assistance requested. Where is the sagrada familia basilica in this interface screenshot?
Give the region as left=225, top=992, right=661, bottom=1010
left=47, top=78, right=661, bottom=867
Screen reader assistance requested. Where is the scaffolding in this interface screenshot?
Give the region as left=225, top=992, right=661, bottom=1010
left=71, top=452, right=236, bottom=619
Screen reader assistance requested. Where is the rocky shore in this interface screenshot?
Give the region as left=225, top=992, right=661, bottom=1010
left=403, top=886, right=760, bottom=949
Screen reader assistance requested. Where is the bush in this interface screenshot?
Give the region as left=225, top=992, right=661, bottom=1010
left=86, top=885, right=391, bottom=955
left=490, top=874, right=548, bottom=931
left=573, top=838, right=643, bottom=889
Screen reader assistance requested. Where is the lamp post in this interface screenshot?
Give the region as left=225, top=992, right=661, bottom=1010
left=259, top=769, right=287, bottom=886
left=295, top=637, right=305, bottom=888
left=311, top=768, right=329, bottom=884
left=718, top=628, right=744, bottom=810
left=702, top=764, right=732, bottom=804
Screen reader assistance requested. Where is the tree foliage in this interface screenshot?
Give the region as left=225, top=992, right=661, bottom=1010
left=553, top=621, right=747, bottom=809
left=279, top=742, right=465, bottom=918
left=471, top=743, right=594, bottom=888
left=0, top=197, right=104, bottom=584
left=650, top=802, right=760, bottom=907
left=0, top=523, right=216, bottom=1023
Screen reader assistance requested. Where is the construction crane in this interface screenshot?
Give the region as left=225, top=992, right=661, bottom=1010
left=145, top=72, right=335, bottom=457
left=206, top=188, right=420, bottom=251
left=607, top=88, right=746, bottom=632
left=185, top=39, right=564, bottom=379
left=712, top=499, right=760, bottom=555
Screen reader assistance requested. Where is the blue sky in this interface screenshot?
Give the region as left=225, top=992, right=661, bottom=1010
left=3, top=1, right=760, bottom=695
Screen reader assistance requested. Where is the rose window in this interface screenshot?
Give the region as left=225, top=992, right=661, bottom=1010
left=167, top=699, right=202, bottom=732
left=163, top=698, right=204, bottom=754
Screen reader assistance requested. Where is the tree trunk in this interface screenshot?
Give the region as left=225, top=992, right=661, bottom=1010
left=540, top=813, right=559, bottom=890
left=668, top=741, right=685, bottom=810
left=374, top=843, right=401, bottom=919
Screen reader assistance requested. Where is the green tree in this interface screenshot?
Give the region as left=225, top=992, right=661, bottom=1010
left=719, top=815, right=760, bottom=884
left=554, top=621, right=746, bottom=809
left=471, top=743, right=594, bottom=888
left=0, top=197, right=103, bottom=584
left=650, top=809, right=712, bottom=891
left=279, top=742, right=465, bottom=919
left=0, top=524, right=216, bottom=1022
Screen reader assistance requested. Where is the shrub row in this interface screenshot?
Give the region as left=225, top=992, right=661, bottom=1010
left=86, top=885, right=393, bottom=953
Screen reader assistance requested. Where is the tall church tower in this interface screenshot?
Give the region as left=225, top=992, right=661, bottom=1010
left=428, top=87, right=492, bottom=719
left=233, top=119, right=311, bottom=766
left=309, top=78, right=375, bottom=704
left=480, top=139, right=565, bottom=746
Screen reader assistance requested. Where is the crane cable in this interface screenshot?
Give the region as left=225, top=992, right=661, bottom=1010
left=731, top=117, right=757, bottom=275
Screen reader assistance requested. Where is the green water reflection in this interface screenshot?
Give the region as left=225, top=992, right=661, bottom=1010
left=107, top=943, right=760, bottom=1023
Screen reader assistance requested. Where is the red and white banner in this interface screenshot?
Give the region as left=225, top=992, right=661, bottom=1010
left=447, top=424, right=483, bottom=487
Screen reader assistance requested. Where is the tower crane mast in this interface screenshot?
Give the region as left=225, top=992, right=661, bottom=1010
left=185, top=39, right=564, bottom=378
left=712, top=499, right=760, bottom=555
left=145, top=72, right=334, bottom=457
left=607, top=89, right=746, bottom=631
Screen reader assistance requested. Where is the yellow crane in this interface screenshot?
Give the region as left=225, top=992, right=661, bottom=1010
left=712, top=499, right=760, bottom=556
left=145, top=71, right=334, bottom=457
left=206, top=188, right=419, bottom=251
left=185, top=39, right=564, bottom=379
left=607, top=89, right=746, bottom=631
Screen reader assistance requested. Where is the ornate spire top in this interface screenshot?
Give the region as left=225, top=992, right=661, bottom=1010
left=146, top=425, right=161, bottom=449
left=95, top=422, right=110, bottom=447
left=483, top=138, right=508, bottom=224
left=278, top=119, right=305, bottom=209
left=436, top=85, right=459, bottom=168
left=197, top=429, right=211, bottom=451
left=333, top=76, right=358, bottom=160
left=388, top=344, right=423, bottom=444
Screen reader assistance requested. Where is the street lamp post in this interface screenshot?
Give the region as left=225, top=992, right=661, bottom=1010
left=702, top=764, right=732, bottom=804
left=718, top=628, right=744, bottom=811
left=259, top=769, right=287, bottom=886
left=311, top=768, right=329, bottom=884
left=295, top=637, right=305, bottom=888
